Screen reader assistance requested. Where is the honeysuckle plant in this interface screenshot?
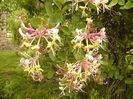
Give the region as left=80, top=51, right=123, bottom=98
left=19, top=18, right=62, bottom=81
left=5, top=0, right=132, bottom=98
left=56, top=18, right=106, bottom=95
left=16, top=0, right=109, bottom=97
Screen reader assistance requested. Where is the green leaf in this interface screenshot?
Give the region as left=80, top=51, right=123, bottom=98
left=118, top=0, right=125, bottom=5
left=45, top=1, right=53, bottom=15
left=58, top=0, right=68, bottom=4
left=109, top=0, right=118, bottom=7
left=87, top=2, right=96, bottom=9
left=29, top=17, right=41, bottom=28
left=123, top=1, right=133, bottom=9
left=53, top=0, right=62, bottom=10
left=120, top=6, right=125, bottom=9
left=57, top=50, right=66, bottom=61
left=125, top=78, right=133, bottom=84
left=60, top=26, right=71, bottom=35
left=49, top=12, right=63, bottom=25
left=128, top=65, right=133, bottom=70
left=47, top=70, right=55, bottom=79
left=49, top=52, right=56, bottom=61
left=128, top=0, right=133, bottom=2
left=73, top=49, right=85, bottom=60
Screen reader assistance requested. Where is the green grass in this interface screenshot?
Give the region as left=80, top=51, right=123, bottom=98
left=0, top=50, right=60, bottom=99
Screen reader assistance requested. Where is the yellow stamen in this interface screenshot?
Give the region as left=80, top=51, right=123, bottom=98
left=73, top=43, right=84, bottom=49
left=47, top=42, right=54, bottom=48
left=22, top=36, right=27, bottom=39
left=31, top=45, right=40, bottom=50
left=92, top=61, right=97, bottom=66
left=71, top=40, right=76, bottom=44
left=23, top=42, right=31, bottom=47
left=79, top=6, right=88, bottom=10
left=83, top=45, right=94, bottom=51
left=87, top=71, right=91, bottom=75
left=86, top=18, right=93, bottom=23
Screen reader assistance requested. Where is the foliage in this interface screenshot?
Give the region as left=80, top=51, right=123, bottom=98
left=0, top=0, right=18, bottom=12
left=109, top=0, right=133, bottom=9
left=0, top=0, right=133, bottom=99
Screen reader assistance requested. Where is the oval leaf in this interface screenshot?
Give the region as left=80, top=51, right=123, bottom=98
left=124, top=1, right=133, bottom=9
left=109, top=0, right=118, bottom=7
left=125, top=78, right=133, bottom=84
left=118, top=0, right=125, bottom=5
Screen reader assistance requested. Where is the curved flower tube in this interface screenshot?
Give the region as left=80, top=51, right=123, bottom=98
left=19, top=28, right=35, bottom=39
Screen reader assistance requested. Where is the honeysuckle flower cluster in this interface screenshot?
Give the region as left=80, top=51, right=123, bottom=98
left=73, top=0, right=109, bottom=14
left=71, top=18, right=106, bottom=52
left=56, top=18, right=106, bottom=95
left=89, top=0, right=109, bottom=13
left=19, top=18, right=61, bottom=81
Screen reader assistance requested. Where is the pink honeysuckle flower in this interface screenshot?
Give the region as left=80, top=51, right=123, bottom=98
left=42, top=29, right=47, bottom=36
left=93, top=55, right=102, bottom=61
left=42, top=22, right=60, bottom=39
left=81, top=58, right=90, bottom=68
left=98, top=28, right=106, bottom=38
left=59, top=78, right=65, bottom=81
left=76, top=29, right=88, bottom=38
left=89, top=33, right=98, bottom=38
left=20, top=20, right=61, bottom=41
left=89, top=28, right=106, bottom=41
left=95, top=78, right=107, bottom=84
left=87, top=22, right=91, bottom=34
left=20, top=56, right=40, bottom=67
left=87, top=0, right=93, bottom=2
left=32, top=73, right=44, bottom=82
left=42, top=25, right=49, bottom=35
left=79, top=32, right=88, bottom=38
left=27, top=23, right=35, bottom=34
left=56, top=64, right=66, bottom=75
left=59, top=82, right=67, bottom=86
left=53, top=23, right=60, bottom=29
left=85, top=54, right=94, bottom=61
left=19, top=28, right=35, bottom=39
left=73, top=64, right=81, bottom=70
left=45, top=24, right=49, bottom=30
left=21, top=22, right=45, bottom=37
left=45, top=33, right=53, bottom=39
left=67, top=73, right=74, bottom=79
left=87, top=65, right=94, bottom=72
left=35, top=29, right=42, bottom=36
left=29, top=56, right=40, bottom=63
left=20, top=58, right=31, bottom=66
left=21, top=22, right=29, bottom=31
